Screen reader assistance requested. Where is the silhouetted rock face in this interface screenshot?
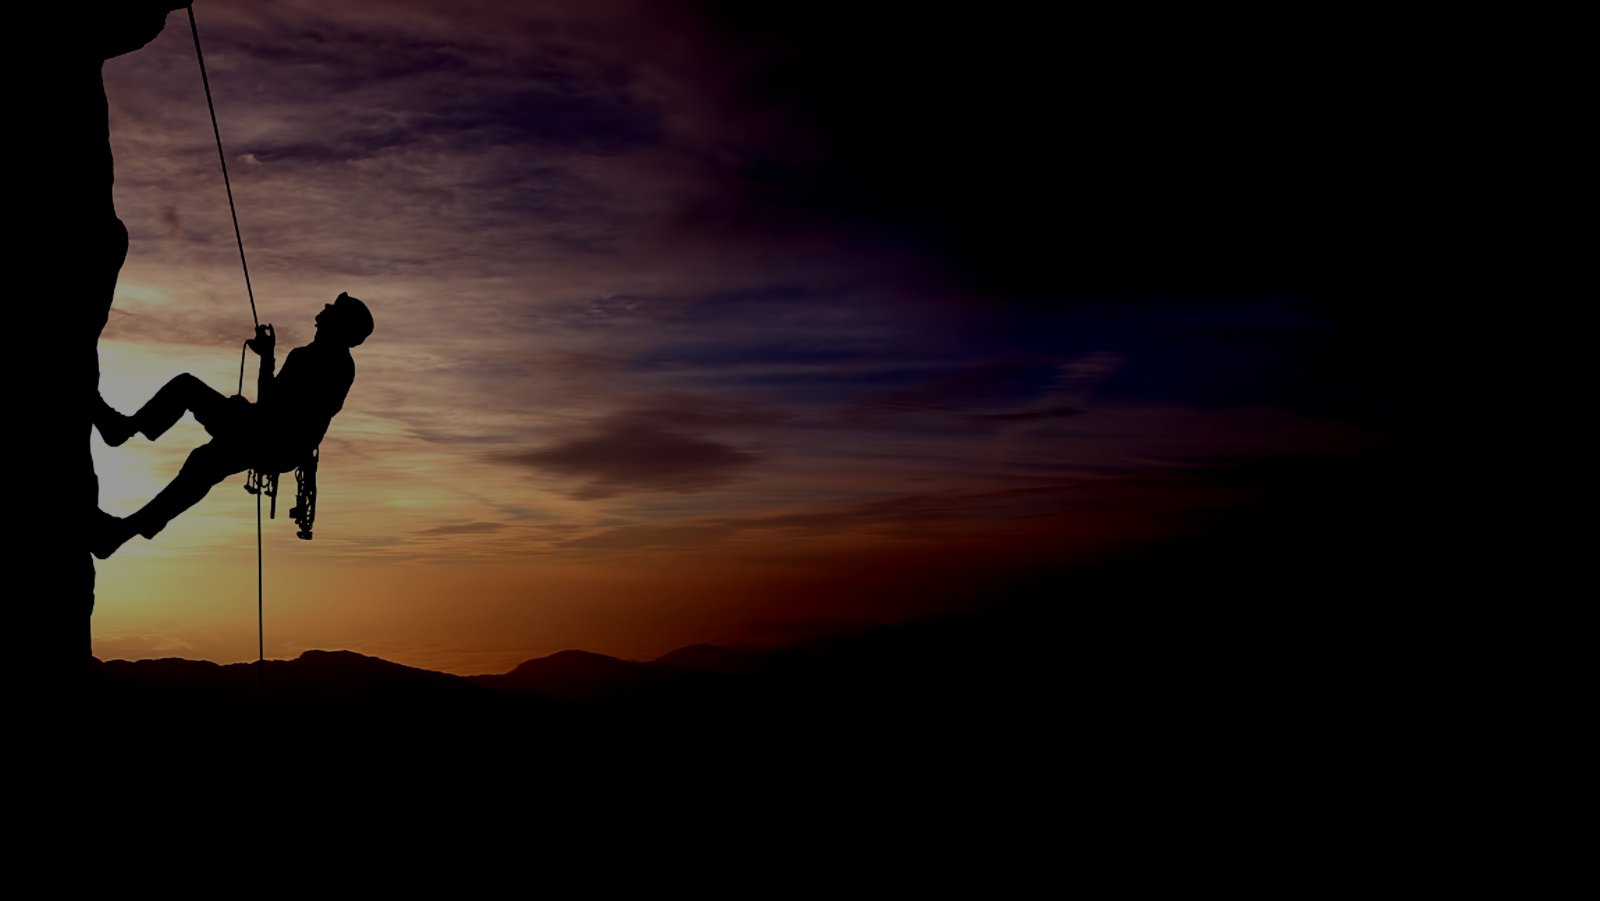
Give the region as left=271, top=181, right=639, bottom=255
left=21, top=4, right=189, bottom=687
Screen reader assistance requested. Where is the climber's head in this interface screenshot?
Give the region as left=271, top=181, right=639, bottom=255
left=317, top=292, right=374, bottom=347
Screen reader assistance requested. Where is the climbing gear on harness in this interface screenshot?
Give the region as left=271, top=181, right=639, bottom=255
left=243, top=467, right=278, bottom=518
left=290, top=448, right=318, bottom=541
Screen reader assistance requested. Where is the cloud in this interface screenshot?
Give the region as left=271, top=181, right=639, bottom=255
left=554, top=520, right=739, bottom=549
left=836, top=353, right=1121, bottom=425
left=619, top=393, right=789, bottom=429
left=105, top=306, right=251, bottom=349
left=963, top=406, right=1083, bottom=423
left=551, top=484, right=1089, bottom=551
left=500, top=411, right=762, bottom=498
left=159, top=205, right=182, bottom=240
left=413, top=520, right=507, bottom=535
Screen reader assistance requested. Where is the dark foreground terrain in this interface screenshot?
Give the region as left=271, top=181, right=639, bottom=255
left=29, top=451, right=1469, bottom=862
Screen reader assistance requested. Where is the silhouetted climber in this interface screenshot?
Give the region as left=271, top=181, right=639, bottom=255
left=90, top=293, right=373, bottom=558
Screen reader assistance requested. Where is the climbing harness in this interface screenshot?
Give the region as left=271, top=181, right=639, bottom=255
left=238, top=435, right=319, bottom=540
left=235, top=342, right=318, bottom=540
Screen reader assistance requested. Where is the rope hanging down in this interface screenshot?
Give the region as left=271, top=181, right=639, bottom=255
left=189, top=7, right=258, bottom=330
left=189, top=7, right=265, bottom=684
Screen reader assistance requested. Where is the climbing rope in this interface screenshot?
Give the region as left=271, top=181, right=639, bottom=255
left=190, top=8, right=327, bottom=689
left=189, top=7, right=258, bottom=331
left=189, top=7, right=265, bottom=687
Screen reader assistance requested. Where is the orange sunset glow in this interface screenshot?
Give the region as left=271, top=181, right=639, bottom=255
left=74, top=0, right=1446, bottom=683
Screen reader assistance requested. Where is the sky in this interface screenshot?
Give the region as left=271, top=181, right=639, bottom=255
left=89, top=1, right=1433, bottom=674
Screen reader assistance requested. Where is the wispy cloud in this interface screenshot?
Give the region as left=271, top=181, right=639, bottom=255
left=413, top=520, right=507, bottom=536
left=501, top=410, right=763, bottom=499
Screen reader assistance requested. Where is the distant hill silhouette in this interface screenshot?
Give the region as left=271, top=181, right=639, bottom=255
left=653, top=642, right=764, bottom=675
left=83, top=602, right=1056, bottom=728
left=98, top=648, right=470, bottom=703
left=470, top=649, right=664, bottom=701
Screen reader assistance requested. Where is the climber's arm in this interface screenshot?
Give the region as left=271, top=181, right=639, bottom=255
left=248, top=322, right=276, bottom=403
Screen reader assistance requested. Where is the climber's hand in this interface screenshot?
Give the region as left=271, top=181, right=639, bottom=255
left=247, top=323, right=275, bottom=357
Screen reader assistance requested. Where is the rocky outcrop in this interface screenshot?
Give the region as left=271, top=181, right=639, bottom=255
left=20, top=3, right=189, bottom=687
